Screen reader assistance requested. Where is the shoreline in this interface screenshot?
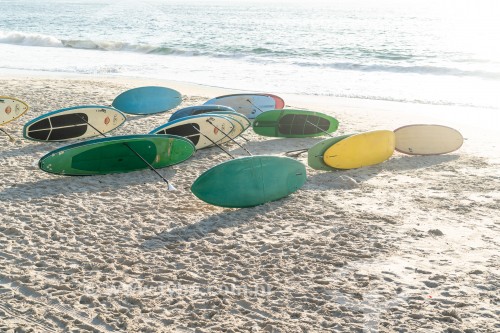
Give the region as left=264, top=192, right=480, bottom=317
left=3, top=71, right=499, bottom=161
left=1, top=74, right=498, bottom=332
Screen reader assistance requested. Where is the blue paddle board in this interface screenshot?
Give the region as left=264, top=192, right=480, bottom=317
left=169, top=105, right=235, bottom=122
left=112, top=86, right=182, bottom=115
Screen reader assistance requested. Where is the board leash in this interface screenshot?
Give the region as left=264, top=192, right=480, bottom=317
left=205, top=118, right=252, bottom=156
left=191, top=125, right=235, bottom=159
left=77, top=115, right=176, bottom=190
left=0, top=128, right=16, bottom=142
left=284, top=148, right=308, bottom=157
left=284, top=120, right=335, bottom=157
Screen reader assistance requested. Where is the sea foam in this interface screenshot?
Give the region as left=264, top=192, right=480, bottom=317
left=0, top=31, right=63, bottom=48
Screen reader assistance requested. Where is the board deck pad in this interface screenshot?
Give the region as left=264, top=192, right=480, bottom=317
left=208, top=111, right=251, bottom=130
left=203, top=94, right=285, bottom=119
left=169, top=105, right=235, bottom=122
left=253, top=109, right=339, bottom=138
left=112, top=86, right=182, bottom=115
left=150, top=114, right=236, bottom=150
left=23, top=106, right=126, bottom=142
left=307, top=134, right=353, bottom=171
left=323, top=130, right=395, bottom=169
left=0, top=96, right=29, bottom=126
left=156, top=123, right=202, bottom=146
left=394, top=124, right=463, bottom=155
left=39, top=134, right=195, bottom=176
left=191, top=156, right=307, bottom=208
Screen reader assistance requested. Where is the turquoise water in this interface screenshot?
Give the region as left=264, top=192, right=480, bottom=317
left=1, top=0, right=499, bottom=109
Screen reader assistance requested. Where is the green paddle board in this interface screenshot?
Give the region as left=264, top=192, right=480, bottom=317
left=252, top=109, right=339, bottom=138
left=307, top=134, right=353, bottom=171
left=39, top=134, right=195, bottom=176
left=191, top=156, right=307, bottom=208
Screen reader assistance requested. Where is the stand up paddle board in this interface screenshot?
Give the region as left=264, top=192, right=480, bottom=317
left=323, top=130, right=395, bottom=169
left=191, top=156, right=307, bottom=208
left=0, top=96, right=29, bottom=125
left=206, top=111, right=251, bottom=131
left=253, top=109, right=339, bottom=138
left=39, top=134, right=195, bottom=176
left=150, top=114, right=238, bottom=150
left=24, top=106, right=126, bottom=142
left=112, top=86, right=182, bottom=115
left=394, top=124, right=463, bottom=155
left=169, top=105, right=235, bottom=122
left=203, top=93, right=285, bottom=119
left=307, top=134, right=353, bottom=171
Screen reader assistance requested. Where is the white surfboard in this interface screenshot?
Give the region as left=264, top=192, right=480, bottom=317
left=23, top=105, right=126, bottom=142
left=394, top=124, right=463, bottom=155
left=150, top=114, right=236, bottom=150
left=206, top=114, right=246, bottom=145
left=0, top=96, right=29, bottom=125
left=203, top=94, right=284, bottom=119
left=206, top=111, right=251, bottom=131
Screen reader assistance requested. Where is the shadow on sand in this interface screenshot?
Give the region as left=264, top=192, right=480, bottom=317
left=141, top=198, right=288, bottom=249
left=0, top=168, right=177, bottom=201
left=305, top=154, right=460, bottom=190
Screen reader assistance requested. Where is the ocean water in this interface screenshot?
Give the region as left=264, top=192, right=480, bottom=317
left=1, top=0, right=499, bottom=109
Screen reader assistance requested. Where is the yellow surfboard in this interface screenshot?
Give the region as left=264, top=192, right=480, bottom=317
left=0, top=96, right=29, bottom=126
left=323, top=130, right=395, bottom=169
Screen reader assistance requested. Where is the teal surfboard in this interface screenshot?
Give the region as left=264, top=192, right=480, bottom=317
left=112, top=86, right=182, bottom=115
left=307, top=134, right=353, bottom=171
left=252, top=109, right=339, bottom=138
left=191, top=156, right=307, bottom=208
left=39, top=134, right=195, bottom=176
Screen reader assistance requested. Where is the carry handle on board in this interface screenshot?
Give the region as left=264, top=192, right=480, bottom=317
left=78, top=115, right=176, bottom=190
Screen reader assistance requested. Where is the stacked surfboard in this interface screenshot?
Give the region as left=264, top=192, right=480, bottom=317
left=4, top=85, right=465, bottom=209
left=26, top=86, right=197, bottom=177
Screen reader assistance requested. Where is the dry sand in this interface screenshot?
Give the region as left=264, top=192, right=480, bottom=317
left=0, top=74, right=498, bottom=332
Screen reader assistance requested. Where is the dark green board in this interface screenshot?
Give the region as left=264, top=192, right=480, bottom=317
left=39, top=134, right=195, bottom=176
left=252, top=109, right=339, bottom=138
left=307, top=134, right=353, bottom=171
left=191, top=156, right=307, bottom=208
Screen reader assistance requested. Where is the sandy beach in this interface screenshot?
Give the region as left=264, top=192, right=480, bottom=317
left=0, top=74, right=498, bottom=332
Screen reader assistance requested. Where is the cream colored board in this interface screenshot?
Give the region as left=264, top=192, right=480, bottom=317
left=394, top=124, right=463, bottom=155
left=0, top=96, right=29, bottom=125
